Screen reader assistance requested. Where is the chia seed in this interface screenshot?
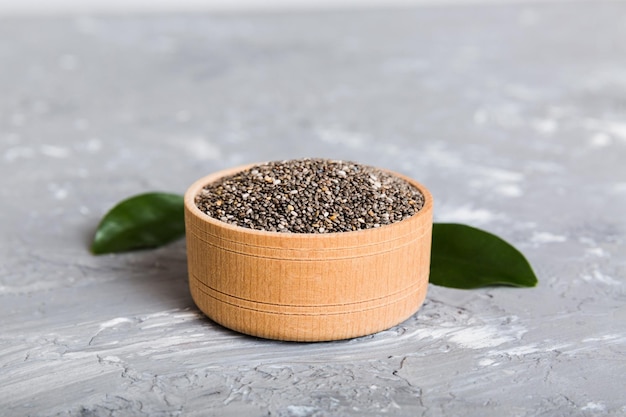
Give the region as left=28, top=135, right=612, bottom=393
left=195, top=158, right=425, bottom=233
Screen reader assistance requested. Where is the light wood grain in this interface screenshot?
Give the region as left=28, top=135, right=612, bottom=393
left=184, top=163, right=433, bottom=341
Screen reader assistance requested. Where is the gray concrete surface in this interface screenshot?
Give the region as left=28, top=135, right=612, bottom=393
left=1, top=2, right=625, bottom=416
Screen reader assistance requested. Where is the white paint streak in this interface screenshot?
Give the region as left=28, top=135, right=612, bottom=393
left=582, top=334, right=623, bottom=343
left=588, top=132, right=612, bottom=148
left=141, top=309, right=198, bottom=320
left=0, top=281, right=61, bottom=295
left=478, top=358, right=496, bottom=367
left=491, top=104, right=523, bottom=128
left=448, top=325, right=517, bottom=349
left=581, top=270, right=621, bottom=286
left=286, top=405, right=319, bottom=417
left=495, top=184, right=523, bottom=197
left=531, top=232, right=566, bottom=244
left=85, top=138, right=102, bottom=153
left=471, top=167, right=524, bottom=197
left=99, top=317, right=133, bottom=330
left=4, top=146, right=35, bottom=162
left=413, top=320, right=527, bottom=350
left=54, top=188, right=68, bottom=200
left=140, top=310, right=200, bottom=329
left=609, top=182, right=626, bottom=194
left=473, top=108, right=488, bottom=125
left=583, top=119, right=626, bottom=142
left=489, top=344, right=539, bottom=357
left=479, top=168, right=524, bottom=183
left=100, top=355, right=123, bottom=363
left=531, top=118, right=558, bottom=135
left=172, top=312, right=200, bottom=320
left=422, top=144, right=462, bottom=168
left=437, top=205, right=496, bottom=225
left=582, top=402, right=606, bottom=411
left=518, top=9, right=539, bottom=26
left=40, top=145, right=71, bottom=158
left=183, top=137, right=221, bottom=160
left=586, top=247, right=609, bottom=258
left=48, top=183, right=69, bottom=200
left=607, top=122, right=626, bottom=141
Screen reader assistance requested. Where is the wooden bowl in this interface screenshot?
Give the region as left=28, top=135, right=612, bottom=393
left=184, top=163, right=433, bottom=342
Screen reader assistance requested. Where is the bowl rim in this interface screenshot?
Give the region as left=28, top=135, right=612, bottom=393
left=184, top=161, right=433, bottom=240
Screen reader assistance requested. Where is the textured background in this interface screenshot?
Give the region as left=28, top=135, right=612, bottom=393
left=1, top=2, right=625, bottom=416
left=0, top=0, right=557, bottom=17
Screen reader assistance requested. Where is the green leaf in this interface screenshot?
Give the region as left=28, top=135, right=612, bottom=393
left=91, top=192, right=185, bottom=255
left=430, top=223, right=538, bottom=289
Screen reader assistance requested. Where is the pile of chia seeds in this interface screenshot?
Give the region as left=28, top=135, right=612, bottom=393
left=195, top=158, right=424, bottom=233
